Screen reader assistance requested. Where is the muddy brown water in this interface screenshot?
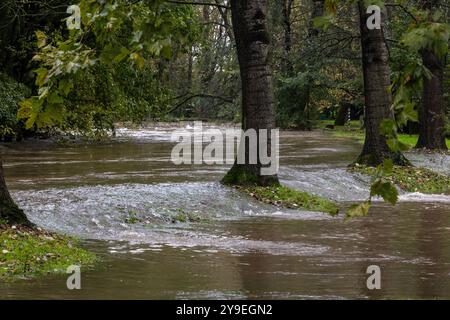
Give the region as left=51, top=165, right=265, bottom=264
left=0, top=128, right=449, bottom=299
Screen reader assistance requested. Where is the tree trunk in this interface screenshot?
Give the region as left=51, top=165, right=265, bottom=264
left=335, top=102, right=351, bottom=126
left=187, top=46, right=193, bottom=92
left=281, top=0, right=294, bottom=75
left=355, top=1, right=409, bottom=166
left=222, top=0, right=279, bottom=186
left=0, top=159, right=31, bottom=225
left=416, top=0, right=448, bottom=150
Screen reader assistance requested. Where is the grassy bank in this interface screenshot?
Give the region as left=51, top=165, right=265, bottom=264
left=0, top=224, right=96, bottom=281
left=319, top=120, right=450, bottom=149
left=237, top=185, right=340, bottom=215
left=350, top=165, right=450, bottom=194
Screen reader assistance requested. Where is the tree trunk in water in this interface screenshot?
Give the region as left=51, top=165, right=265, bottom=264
left=222, top=0, right=279, bottom=186
left=355, top=1, right=409, bottom=166
left=416, top=0, right=448, bottom=150
left=0, top=160, right=31, bottom=225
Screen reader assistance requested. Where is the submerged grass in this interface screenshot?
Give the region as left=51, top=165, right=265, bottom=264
left=350, top=165, right=450, bottom=194
left=123, top=208, right=207, bottom=225
left=0, top=224, right=96, bottom=281
left=171, top=209, right=205, bottom=223
left=237, top=185, right=340, bottom=215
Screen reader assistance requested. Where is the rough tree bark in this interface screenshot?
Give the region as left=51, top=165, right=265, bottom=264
left=416, top=0, right=448, bottom=150
left=222, top=0, right=279, bottom=186
left=0, top=159, right=31, bottom=225
left=355, top=1, right=410, bottom=166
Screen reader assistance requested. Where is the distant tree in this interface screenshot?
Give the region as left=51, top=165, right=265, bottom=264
left=416, top=0, right=448, bottom=150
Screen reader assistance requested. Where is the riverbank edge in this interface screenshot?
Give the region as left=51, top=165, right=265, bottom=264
left=349, top=165, right=450, bottom=195
left=231, top=184, right=340, bottom=216
left=316, top=122, right=450, bottom=194
left=318, top=120, right=450, bottom=150
left=0, top=223, right=97, bottom=282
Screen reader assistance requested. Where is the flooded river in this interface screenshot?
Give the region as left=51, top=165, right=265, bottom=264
left=1, top=126, right=450, bottom=299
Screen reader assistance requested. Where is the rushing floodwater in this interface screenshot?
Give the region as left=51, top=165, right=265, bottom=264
left=0, top=126, right=449, bottom=299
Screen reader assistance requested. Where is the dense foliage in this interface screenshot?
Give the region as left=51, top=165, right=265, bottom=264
left=0, top=74, right=31, bottom=140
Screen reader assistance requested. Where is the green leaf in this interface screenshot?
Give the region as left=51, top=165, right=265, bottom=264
left=160, top=45, right=172, bottom=60
left=113, top=47, right=130, bottom=63
left=382, top=159, right=393, bottom=174
left=35, top=104, right=64, bottom=128
left=35, top=31, right=47, bottom=48
left=370, top=180, right=398, bottom=205
left=387, top=138, right=410, bottom=152
left=432, top=10, right=443, bottom=22
left=34, top=68, right=49, bottom=86
left=58, top=79, right=74, bottom=97
left=18, top=97, right=44, bottom=129
left=47, top=92, right=64, bottom=105
left=380, top=119, right=397, bottom=136
left=313, top=14, right=334, bottom=31
left=130, top=53, right=146, bottom=69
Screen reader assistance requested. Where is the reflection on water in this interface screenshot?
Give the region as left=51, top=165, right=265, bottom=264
left=0, top=127, right=450, bottom=299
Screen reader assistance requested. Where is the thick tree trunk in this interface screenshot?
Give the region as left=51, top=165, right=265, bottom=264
left=0, top=159, right=31, bottom=225
left=355, top=1, right=409, bottom=166
left=222, top=0, right=279, bottom=186
left=416, top=0, right=448, bottom=150
left=416, top=50, right=447, bottom=150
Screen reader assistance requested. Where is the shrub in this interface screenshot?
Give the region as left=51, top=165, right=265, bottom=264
left=0, top=73, right=31, bottom=139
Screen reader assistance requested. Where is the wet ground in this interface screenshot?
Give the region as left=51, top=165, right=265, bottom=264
left=0, top=126, right=449, bottom=299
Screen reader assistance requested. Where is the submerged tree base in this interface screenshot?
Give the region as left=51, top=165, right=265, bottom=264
left=0, top=203, right=32, bottom=227
left=0, top=223, right=96, bottom=281
left=355, top=151, right=411, bottom=167
left=350, top=165, right=450, bottom=194
left=236, top=185, right=340, bottom=215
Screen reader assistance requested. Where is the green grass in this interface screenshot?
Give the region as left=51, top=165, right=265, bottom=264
left=0, top=225, right=96, bottom=281
left=319, top=120, right=450, bottom=148
left=237, top=185, right=340, bottom=215
left=350, top=165, right=450, bottom=194
left=171, top=209, right=205, bottom=223
left=124, top=209, right=141, bottom=224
